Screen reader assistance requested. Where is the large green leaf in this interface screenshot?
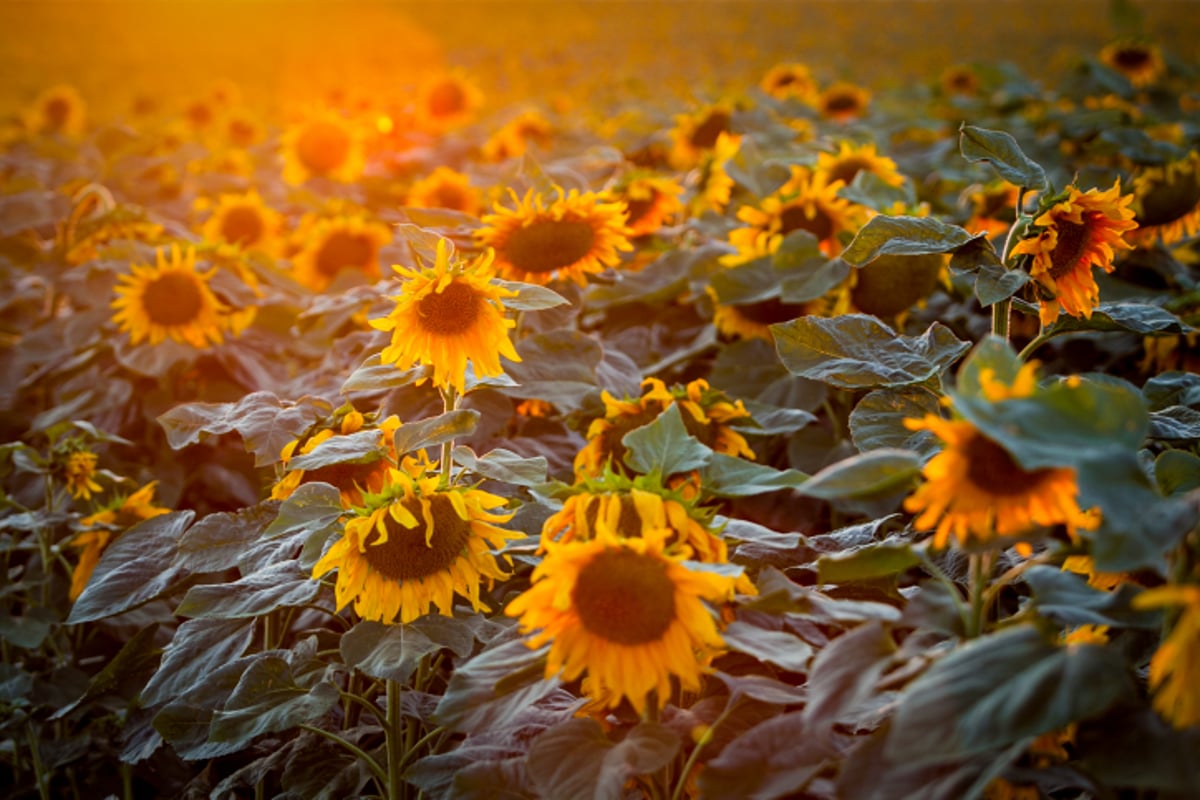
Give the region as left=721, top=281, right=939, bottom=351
left=208, top=656, right=339, bottom=749
left=1044, top=302, right=1191, bottom=336
left=453, top=446, right=548, bottom=487
left=434, top=636, right=559, bottom=732
left=263, top=483, right=343, bottom=540
left=142, top=618, right=256, bottom=706
left=802, top=620, right=896, bottom=730
left=341, top=355, right=429, bottom=394
left=721, top=621, right=815, bottom=673
left=157, top=392, right=327, bottom=467
left=393, top=409, right=481, bottom=456
left=1024, top=566, right=1162, bottom=629
left=174, top=501, right=281, bottom=573
left=527, top=719, right=679, bottom=800
left=174, top=561, right=320, bottom=620
left=818, top=541, right=920, bottom=585
left=493, top=279, right=571, bottom=311
left=959, top=124, right=1049, bottom=191
left=1142, top=371, right=1200, bottom=410
left=698, top=452, right=808, bottom=498
left=285, top=430, right=384, bottom=471
left=842, top=215, right=981, bottom=266
left=622, top=403, right=713, bottom=477
left=773, top=315, right=970, bottom=389
left=886, top=626, right=1136, bottom=767
left=1156, top=449, right=1200, bottom=496
left=848, top=386, right=942, bottom=457
left=67, top=511, right=195, bottom=624
left=340, top=616, right=479, bottom=685
left=1148, top=405, right=1200, bottom=440
left=501, top=331, right=640, bottom=412
left=698, top=711, right=834, bottom=800
left=797, top=449, right=922, bottom=501
left=949, top=237, right=1030, bottom=307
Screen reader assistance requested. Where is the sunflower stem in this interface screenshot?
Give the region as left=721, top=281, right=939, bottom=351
left=917, top=548, right=971, bottom=637
left=439, top=386, right=458, bottom=488
left=386, top=678, right=405, bottom=800
left=26, top=722, right=50, bottom=800
left=1017, top=330, right=1053, bottom=361
left=668, top=698, right=739, bottom=800
left=298, top=723, right=389, bottom=791
left=965, top=551, right=994, bottom=639
left=991, top=298, right=1011, bottom=343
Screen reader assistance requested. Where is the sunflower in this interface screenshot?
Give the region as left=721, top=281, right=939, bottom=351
left=25, top=84, right=86, bottom=137
left=848, top=252, right=947, bottom=319
left=477, top=188, right=632, bottom=286
left=670, top=102, right=736, bottom=169
left=281, top=112, right=364, bottom=185
left=70, top=481, right=170, bottom=600
left=63, top=450, right=102, bottom=500
left=292, top=214, right=392, bottom=292
left=60, top=204, right=166, bottom=266
left=1099, top=40, right=1166, bottom=88
left=575, top=378, right=755, bottom=481
left=1010, top=181, right=1138, bottom=326
left=612, top=173, right=685, bottom=237
left=313, top=460, right=519, bottom=625
left=272, top=410, right=401, bottom=508
left=1132, top=584, right=1200, bottom=729
left=903, top=363, right=1100, bottom=550
left=964, top=182, right=1022, bottom=238
left=815, top=141, right=905, bottom=189
left=729, top=165, right=863, bottom=257
left=415, top=70, right=484, bottom=131
left=111, top=244, right=230, bottom=348
left=1127, top=151, right=1200, bottom=247
left=711, top=290, right=831, bottom=342
left=817, top=81, right=871, bottom=122
left=506, top=522, right=738, bottom=714
left=405, top=167, right=484, bottom=216
left=480, top=109, right=554, bottom=162
left=223, top=109, right=265, bottom=149
left=372, top=239, right=522, bottom=395
left=691, top=132, right=742, bottom=215
left=759, top=62, right=819, bottom=104
left=940, top=64, right=980, bottom=96
left=200, top=190, right=282, bottom=253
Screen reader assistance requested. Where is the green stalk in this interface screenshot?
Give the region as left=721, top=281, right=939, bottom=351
left=298, top=723, right=389, bottom=790
left=918, top=549, right=971, bottom=637
left=965, top=552, right=993, bottom=639
left=668, top=699, right=739, bottom=800
left=1016, top=330, right=1052, bottom=361
left=26, top=722, right=50, bottom=800
left=439, top=385, right=458, bottom=488
left=386, top=679, right=405, bottom=800
left=991, top=186, right=1029, bottom=346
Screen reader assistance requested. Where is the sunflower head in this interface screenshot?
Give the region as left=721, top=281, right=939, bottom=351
left=223, top=109, right=265, bottom=149
left=1132, top=584, right=1200, bottom=729
left=691, top=132, right=743, bottom=216
left=272, top=409, right=401, bottom=508
left=200, top=190, right=282, bottom=253
left=1010, top=181, right=1138, bottom=326
left=62, top=449, right=102, bottom=501
left=405, top=167, right=484, bottom=216
left=940, top=64, right=980, bottom=96
left=1128, top=151, right=1200, bottom=247
left=817, top=81, right=871, bottom=122
left=480, top=109, right=554, bottom=162
left=71, top=481, right=171, bottom=600
left=849, top=252, right=947, bottom=318
left=111, top=244, right=233, bottom=349
left=612, top=172, right=686, bottom=237
left=26, top=84, right=87, bottom=137
left=670, top=102, right=736, bottom=169
left=759, top=62, right=818, bottom=103
left=1099, top=40, right=1166, bottom=88
left=477, top=188, right=633, bottom=286
left=371, top=239, right=522, bottom=395
left=815, top=141, right=905, bottom=189
left=729, top=165, right=865, bottom=257
left=506, top=521, right=740, bottom=714
left=416, top=71, right=484, bottom=131
left=964, top=182, right=1022, bottom=238
left=282, top=112, right=365, bottom=185
left=313, top=460, right=519, bottom=624
left=292, top=214, right=392, bottom=292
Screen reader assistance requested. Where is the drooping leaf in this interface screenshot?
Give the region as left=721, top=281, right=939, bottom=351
left=842, top=215, right=981, bottom=266
left=1155, top=449, right=1200, bottom=496
left=1148, top=405, right=1200, bottom=440
left=802, top=620, right=896, bottom=730
left=341, top=616, right=480, bottom=685
left=285, top=429, right=385, bottom=471
left=848, top=386, right=942, bottom=457
left=721, top=621, right=815, bottom=673
left=392, top=409, right=481, bottom=456
left=959, top=124, right=1049, bottom=191
left=949, top=236, right=1031, bottom=306
left=174, top=501, right=282, bottom=573
left=434, top=635, right=559, bottom=732
left=208, top=656, right=339, bottom=749
left=527, top=719, right=680, bottom=800
left=622, top=403, right=713, bottom=477
left=1044, top=302, right=1191, bottom=337
left=1024, top=566, right=1162, bottom=629
left=174, top=561, right=321, bottom=620
left=698, top=711, right=834, bottom=800
left=699, top=452, right=808, bottom=498
left=818, top=541, right=920, bottom=585
left=494, top=279, right=571, bottom=311
left=341, top=355, right=430, bottom=394
left=142, top=618, right=256, bottom=706
left=157, top=392, right=327, bottom=467
left=453, top=446, right=548, bottom=487
left=797, top=449, right=922, bottom=501
left=263, top=482, right=343, bottom=540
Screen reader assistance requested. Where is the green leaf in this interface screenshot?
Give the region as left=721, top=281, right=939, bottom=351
left=899, top=579, right=967, bottom=638
left=698, top=711, right=834, bottom=800
left=392, top=409, right=480, bottom=455
left=174, top=561, right=320, bottom=620
left=698, top=452, right=808, bottom=498
left=67, top=511, right=195, bottom=624
left=263, top=483, right=343, bottom=540
left=886, top=625, right=1136, bottom=767
left=341, top=617, right=479, bottom=685
left=493, top=280, right=570, bottom=311
left=818, top=542, right=919, bottom=585
left=209, top=656, right=339, bottom=748
left=1142, top=371, right=1200, bottom=411
left=174, top=501, right=281, bottom=573
left=502, top=331, right=640, bottom=412
left=712, top=672, right=809, bottom=706
left=797, top=449, right=922, bottom=501
left=721, top=621, right=815, bottom=673
left=453, top=446, right=548, bottom=487
left=959, top=124, right=1049, bottom=191
left=1148, top=405, right=1200, bottom=440
left=1024, top=566, right=1162, bottom=629
left=157, top=393, right=327, bottom=467
left=585, top=246, right=706, bottom=309
left=849, top=387, right=942, bottom=457
left=951, top=336, right=1024, bottom=401
left=842, top=215, right=981, bottom=267
left=949, top=237, right=1031, bottom=306
left=1045, top=302, right=1192, bottom=336
left=52, top=623, right=162, bottom=719
left=142, top=618, right=256, bottom=706
left=0, top=190, right=68, bottom=236
left=285, top=430, right=384, bottom=471
left=527, top=719, right=679, bottom=800
left=1076, top=705, right=1200, bottom=794
left=622, top=403, right=713, bottom=477
left=341, top=355, right=429, bottom=394
left=736, top=400, right=816, bottom=435
left=1156, top=450, right=1200, bottom=496
left=773, top=315, right=970, bottom=389
left=434, top=636, right=559, bottom=732
left=802, top=620, right=896, bottom=730
left=0, top=606, right=57, bottom=649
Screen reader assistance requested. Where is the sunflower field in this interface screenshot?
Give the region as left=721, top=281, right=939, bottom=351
left=3, top=0, right=1200, bottom=797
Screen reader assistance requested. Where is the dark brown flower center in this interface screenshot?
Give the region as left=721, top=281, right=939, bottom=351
left=228, top=119, right=257, bottom=147
left=417, top=280, right=482, bottom=335
left=503, top=219, right=596, bottom=274
left=580, top=494, right=646, bottom=540
left=624, top=196, right=657, bottom=228
left=823, top=93, right=861, bottom=114
left=963, top=433, right=1053, bottom=496
left=571, top=548, right=677, bottom=645
left=362, top=494, right=473, bottom=580
left=826, top=157, right=873, bottom=187
left=142, top=271, right=205, bottom=326
left=299, top=459, right=383, bottom=495
left=733, top=297, right=811, bottom=326
left=297, top=120, right=351, bottom=174
left=1137, top=167, right=1200, bottom=227
left=689, top=110, right=731, bottom=150
left=596, top=404, right=664, bottom=473
left=316, top=231, right=375, bottom=277
left=428, top=81, right=466, bottom=118
left=428, top=183, right=471, bottom=211
left=779, top=204, right=835, bottom=242
left=773, top=74, right=799, bottom=88
left=186, top=101, right=214, bottom=129
left=219, top=206, right=265, bottom=246
left=1047, top=218, right=1090, bottom=280
left=45, top=97, right=71, bottom=129
left=1113, top=47, right=1151, bottom=70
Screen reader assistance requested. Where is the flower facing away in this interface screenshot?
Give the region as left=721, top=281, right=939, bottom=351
left=817, top=81, right=871, bottom=122
left=292, top=214, right=392, bottom=292
left=505, top=522, right=739, bottom=714
left=940, top=64, right=981, bottom=97
left=313, top=460, right=519, bottom=624
left=25, top=84, right=87, bottom=137
left=405, top=167, right=485, bottom=216
left=372, top=239, right=522, bottom=395
left=415, top=70, right=484, bottom=131
left=670, top=102, right=736, bottom=169
left=815, top=140, right=906, bottom=189
left=477, top=188, right=632, bottom=286
left=71, top=482, right=170, bottom=600
left=200, top=190, right=282, bottom=253
left=1133, top=584, right=1200, bottom=729
left=281, top=112, right=364, bottom=185
left=1127, top=151, right=1200, bottom=247
left=1011, top=181, right=1138, bottom=326
left=574, top=378, right=755, bottom=481
left=611, top=173, right=685, bottom=238
left=63, top=450, right=102, bottom=500
left=480, top=109, right=554, bottom=162
left=964, top=182, right=1022, bottom=238
left=729, top=165, right=865, bottom=258
left=271, top=410, right=401, bottom=508
left=759, top=62, right=819, bottom=104
left=1099, top=40, right=1166, bottom=88
left=691, top=132, right=742, bottom=215
left=111, top=244, right=231, bottom=348
left=903, top=362, right=1100, bottom=550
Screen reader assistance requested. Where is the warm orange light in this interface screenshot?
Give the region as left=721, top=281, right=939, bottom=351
left=376, top=115, right=394, bottom=135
